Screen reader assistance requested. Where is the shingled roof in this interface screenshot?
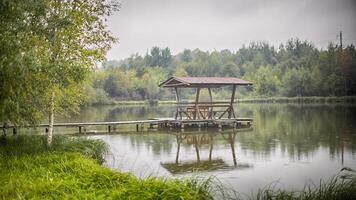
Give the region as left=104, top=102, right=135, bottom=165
left=159, top=76, right=253, bottom=88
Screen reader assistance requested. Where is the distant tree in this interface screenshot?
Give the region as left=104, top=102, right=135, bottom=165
left=103, top=75, right=120, bottom=97
left=174, top=68, right=188, bottom=77
left=248, top=66, right=281, bottom=96
left=181, top=49, right=192, bottom=62
left=145, top=47, right=172, bottom=68
left=221, top=62, right=240, bottom=77
left=102, top=60, right=121, bottom=69
left=145, top=46, right=160, bottom=67
left=160, top=47, right=173, bottom=67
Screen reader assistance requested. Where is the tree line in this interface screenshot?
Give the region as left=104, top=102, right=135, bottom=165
left=86, top=39, right=356, bottom=104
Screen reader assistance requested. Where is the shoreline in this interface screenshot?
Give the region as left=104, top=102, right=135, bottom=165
left=88, top=96, right=356, bottom=106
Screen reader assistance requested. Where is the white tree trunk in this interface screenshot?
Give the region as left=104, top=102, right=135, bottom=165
left=47, top=91, right=55, bottom=146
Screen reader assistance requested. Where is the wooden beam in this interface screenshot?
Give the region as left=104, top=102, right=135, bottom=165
left=208, top=88, right=213, bottom=119
left=218, top=107, right=230, bottom=119
left=229, top=133, right=237, bottom=166
left=174, top=87, right=179, bottom=120
left=175, top=135, right=181, bottom=164
left=228, top=85, right=236, bottom=119
left=193, top=136, right=200, bottom=163
left=194, top=88, right=201, bottom=119
left=176, top=101, right=234, bottom=105
left=209, top=135, right=213, bottom=161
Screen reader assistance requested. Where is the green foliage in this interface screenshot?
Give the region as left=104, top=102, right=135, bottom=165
left=0, top=0, right=119, bottom=125
left=0, top=135, right=108, bottom=163
left=245, top=66, right=281, bottom=96
left=145, top=47, right=173, bottom=68
left=180, top=49, right=193, bottom=62
left=0, top=135, right=212, bottom=199
left=87, top=40, right=356, bottom=104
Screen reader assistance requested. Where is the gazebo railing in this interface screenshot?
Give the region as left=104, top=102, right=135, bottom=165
left=175, top=101, right=235, bottom=120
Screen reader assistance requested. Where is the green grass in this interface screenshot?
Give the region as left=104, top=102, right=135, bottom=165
left=250, top=168, right=356, bottom=200
left=0, top=135, right=212, bottom=200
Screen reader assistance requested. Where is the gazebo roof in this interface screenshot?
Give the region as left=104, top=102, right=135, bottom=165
left=159, top=76, right=252, bottom=88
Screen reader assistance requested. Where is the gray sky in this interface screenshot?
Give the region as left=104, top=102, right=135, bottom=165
left=106, top=0, right=356, bottom=60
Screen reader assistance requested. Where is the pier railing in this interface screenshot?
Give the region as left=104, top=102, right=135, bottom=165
left=175, top=101, right=235, bottom=120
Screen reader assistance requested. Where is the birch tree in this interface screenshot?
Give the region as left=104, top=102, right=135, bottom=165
left=0, top=0, right=119, bottom=145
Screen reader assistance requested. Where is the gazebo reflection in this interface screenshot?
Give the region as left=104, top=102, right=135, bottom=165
left=161, top=129, right=253, bottom=174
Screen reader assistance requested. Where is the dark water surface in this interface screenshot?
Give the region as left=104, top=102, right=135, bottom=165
left=61, top=104, right=356, bottom=195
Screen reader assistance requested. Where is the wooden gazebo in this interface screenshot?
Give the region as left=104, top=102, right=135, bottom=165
left=159, top=77, right=252, bottom=120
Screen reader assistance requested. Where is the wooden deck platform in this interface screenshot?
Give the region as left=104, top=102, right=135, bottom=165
left=1, top=117, right=253, bottom=134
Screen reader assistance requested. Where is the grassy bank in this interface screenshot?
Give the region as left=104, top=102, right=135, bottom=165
left=1, top=135, right=355, bottom=200
left=0, top=135, right=212, bottom=199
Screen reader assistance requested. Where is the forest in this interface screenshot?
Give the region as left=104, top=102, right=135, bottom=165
left=86, top=39, right=356, bottom=104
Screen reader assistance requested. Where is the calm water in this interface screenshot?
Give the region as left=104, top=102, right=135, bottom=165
left=60, top=104, right=356, bottom=195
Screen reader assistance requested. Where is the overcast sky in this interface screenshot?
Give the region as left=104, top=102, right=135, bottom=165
left=106, top=0, right=356, bottom=60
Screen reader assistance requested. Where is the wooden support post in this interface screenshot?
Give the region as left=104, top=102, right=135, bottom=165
left=228, top=85, right=236, bottom=119
left=229, top=133, right=237, bottom=166
left=194, top=88, right=201, bottom=119
left=193, top=136, right=200, bottom=163
left=175, top=135, right=181, bottom=164
left=174, top=87, right=180, bottom=120
left=208, top=87, right=213, bottom=119
left=209, top=136, right=213, bottom=161
left=136, top=124, right=139, bottom=132
left=78, top=126, right=82, bottom=134
left=2, top=127, right=6, bottom=136
left=108, top=125, right=111, bottom=133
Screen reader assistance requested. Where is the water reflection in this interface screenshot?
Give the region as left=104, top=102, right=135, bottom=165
left=68, top=104, right=356, bottom=193
left=161, top=131, right=253, bottom=174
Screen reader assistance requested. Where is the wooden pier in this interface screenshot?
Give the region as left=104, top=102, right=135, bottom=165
left=1, top=117, right=253, bottom=134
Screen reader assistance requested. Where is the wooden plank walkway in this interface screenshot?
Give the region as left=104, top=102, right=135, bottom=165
left=1, top=117, right=253, bottom=134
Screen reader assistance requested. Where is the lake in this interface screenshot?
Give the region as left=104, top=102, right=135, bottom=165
left=59, top=103, right=356, bottom=195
